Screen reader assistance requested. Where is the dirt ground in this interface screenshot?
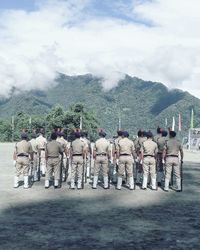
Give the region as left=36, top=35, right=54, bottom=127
left=0, top=143, right=200, bottom=250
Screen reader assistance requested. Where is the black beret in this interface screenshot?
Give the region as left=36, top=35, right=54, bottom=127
left=146, top=131, right=153, bottom=138
left=99, top=131, right=106, bottom=137
left=123, top=131, right=129, bottom=137
left=169, top=131, right=176, bottom=137
left=162, top=130, right=168, bottom=137
left=21, top=133, right=28, bottom=139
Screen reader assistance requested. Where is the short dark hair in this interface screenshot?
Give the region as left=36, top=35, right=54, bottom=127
left=169, top=131, right=176, bottom=138
left=117, top=130, right=123, bottom=136
left=51, top=132, right=57, bottom=140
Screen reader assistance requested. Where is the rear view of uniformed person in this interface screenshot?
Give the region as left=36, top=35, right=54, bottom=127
left=116, top=131, right=136, bottom=190
left=156, top=130, right=168, bottom=185
left=70, top=131, right=86, bottom=189
left=163, top=131, right=183, bottom=192
left=45, top=132, right=64, bottom=189
left=13, top=133, right=33, bottom=189
left=29, top=133, right=39, bottom=181
left=141, top=131, right=158, bottom=190
left=36, top=131, right=47, bottom=176
left=93, top=131, right=110, bottom=189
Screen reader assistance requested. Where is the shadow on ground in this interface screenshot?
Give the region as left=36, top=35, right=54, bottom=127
left=0, top=192, right=200, bottom=250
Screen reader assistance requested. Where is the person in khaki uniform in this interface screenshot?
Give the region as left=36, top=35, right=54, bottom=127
left=13, top=133, right=33, bottom=189
left=116, top=131, right=136, bottom=190
left=162, top=131, right=183, bottom=192
left=56, top=131, right=70, bottom=181
left=156, top=130, right=168, bottom=186
left=80, top=131, right=91, bottom=179
left=92, top=131, right=110, bottom=189
left=153, top=127, right=162, bottom=143
left=36, top=131, right=47, bottom=176
left=112, top=130, right=123, bottom=183
left=134, top=130, right=147, bottom=185
left=70, top=132, right=86, bottom=189
left=141, top=131, right=158, bottom=190
left=45, top=132, right=65, bottom=189
left=29, top=133, right=39, bottom=181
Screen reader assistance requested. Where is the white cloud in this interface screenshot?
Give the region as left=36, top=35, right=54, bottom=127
left=0, top=0, right=200, bottom=98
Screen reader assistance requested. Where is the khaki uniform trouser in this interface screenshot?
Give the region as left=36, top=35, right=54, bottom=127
left=157, top=153, right=164, bottom=171
left=15, top=156, right=30, bottom=176
left=39, top=150, right=46, bottom=166
left=143, top=156, right=156, bottom=178
left=165, top=157, right=180, bottom=180
left=118, top=155, right=133, bottom=178
left=45, top=158, right=61, bottom=180
left=94, top=155, right=108, bottom=177
left=31, top=153, right=38, bottom=174
left=71, top=156, right=84, bottom=180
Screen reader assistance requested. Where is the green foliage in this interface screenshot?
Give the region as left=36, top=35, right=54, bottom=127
left=0, top=103, right=98, bottom=142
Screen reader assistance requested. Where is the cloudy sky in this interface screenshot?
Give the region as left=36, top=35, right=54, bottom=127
left=0, top=0, right=200, bottom=98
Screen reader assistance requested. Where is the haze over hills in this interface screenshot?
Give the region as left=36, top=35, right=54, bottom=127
left=0, top=74, right=199, bottom=135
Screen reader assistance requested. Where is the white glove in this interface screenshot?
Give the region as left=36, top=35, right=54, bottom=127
left=110, top=159, right=113, bottom=164
left=116, top=159, right=119, bottom=165
left=162, top=159, right=165, bottom=164
left=140, top=160, right=143, bottom=164
left=13, top=160, right=16, bottom=166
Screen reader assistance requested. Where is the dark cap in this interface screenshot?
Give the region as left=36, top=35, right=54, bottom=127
left=146, top=131, right=153, bottom=138
left=74, top=132, right=81, bottom=138
left=162, top=130, right=168, bottom=137
left=169, top=131, right=176, bottom=137
left=123, top=131, right=129, bottom=137
left=157, top=127, right=162, bottom=134
left=21, top=133, right=28, bottom=140
left=51, top=132, right=57, bottom=140
left=117, top=130, right=123, bottom=137
left=99, top=131, right=106, bottom=137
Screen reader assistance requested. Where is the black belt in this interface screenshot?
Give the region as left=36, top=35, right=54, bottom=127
left=17, top=154, right=28, bottom=157
left=48, top=156, right=59, bottom=158
left=120, top=154, right=131, bottom=156
left=40, top=148, right=45, bottom=151
left=167, top=155, right=178, bottom=158
left=72, top=154, right=82, bottom=156
left=144, top=155, right=154, bottom=157
left=97, top=153, right=107, bottom=156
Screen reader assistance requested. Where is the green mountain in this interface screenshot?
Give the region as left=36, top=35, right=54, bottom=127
left=0, top=74, right=199, bottom=135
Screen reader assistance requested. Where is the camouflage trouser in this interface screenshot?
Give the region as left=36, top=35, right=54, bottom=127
left=165, top=157, right=180, bottom=180
left=118, top=155, right=134, bottom=178
left=46, top=157, right=61, bottom=180
left=143, top=156, right=156, bottom=179
left=15, top=156, right=30, bottom=176
left=71, top=156, right=84, bottom=180
left=94, top=155, right=109, bottom=177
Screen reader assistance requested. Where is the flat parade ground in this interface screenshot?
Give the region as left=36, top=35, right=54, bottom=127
left=0, top=143, right=199, bottom=250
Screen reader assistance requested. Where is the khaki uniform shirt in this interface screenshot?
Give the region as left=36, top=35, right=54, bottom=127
left=135, top=137, right=147, bottom=153
left=56, top=137, right=69, bottom=150
left=46, top=140, right=63, bottom=157
left=117, top=137, right=135, bottom=155
left=29, top=138, right=38, bottom=153
left=164, top=138, right=183, bottom=156
left=157, top=137, right=168, bottom=153
left=71, top=138, right=86, bottom=155
left=94, top=138, right=110, bottom=155
left=141, top=139, right=158, bottom=156
left=36, top=135, right=47, bottom=149
left=15, top=140, right=33, bottom=156
left=153, top=134, right=161, bottom=143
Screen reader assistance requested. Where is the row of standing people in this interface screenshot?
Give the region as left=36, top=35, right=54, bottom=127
left=13, top=127, right=183, bottom=192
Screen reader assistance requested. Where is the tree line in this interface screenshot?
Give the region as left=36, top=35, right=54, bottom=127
left=0, top=104, right=99, bottom=142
